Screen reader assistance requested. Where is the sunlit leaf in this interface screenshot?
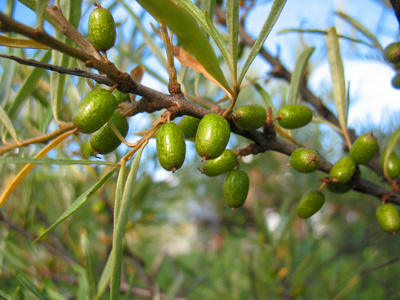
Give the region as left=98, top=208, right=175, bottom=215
left=279, top=28, right=375, bottom=48
left=226, top=0, right=239, bottom=81
left=288, top=47, right=314, bottom=105
left=327, top=27, right=351, bottom=148
left=0, top=35, right=50, bottom=49
left=335, top=11, right=383, bottom=51
left=0, top=104, right=20, bottom=144
left=0, top=157, right=118, bottom=166
left=34, top=165, right=119, bottom=242
left=238, top=0, right=287, bottom=85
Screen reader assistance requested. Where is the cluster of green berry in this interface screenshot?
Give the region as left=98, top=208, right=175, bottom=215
left=75, top=4, right=400, bottom=231
left=384, top=42, right=400, bottom=89
left=73, top=5, right=132, bottom=155
left=289, top=131, right=400, bottom=234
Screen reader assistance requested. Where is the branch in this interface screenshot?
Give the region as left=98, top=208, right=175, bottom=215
left=0, top=122, right=76, bottom=155
left=390, top=0, right=400, bottom=28
left=0, top=54, right=114, bottom=86
left=214, top=5, right=384, bottom=177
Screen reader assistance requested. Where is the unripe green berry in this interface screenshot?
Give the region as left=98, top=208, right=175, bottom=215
left=195, top=114, right=230, bottom=160
left=89, top=5, right=116, bottom=52
left=203, top=149, right=237, bottom=177
left=156, top=123, right=186, bottom=172
left=329, top=156, right=357, bottom=184
left=290, top=148, right=321, bottom=173
left=297, top=190, right=325, bottom=219
left=73, top=89, right=117, bottom=134
left=178, top=116, right=200, bottom=139
left=376, top=203, right=400, bottom=234
left=392, top=74, right=400, bottom=89
left=384, top=42, right=400, bottom=64
left=350, top=133, right=378, bottom=165
left=113, top=89, right=130, bottom=104
left=380, top=152, right=400, bottom=179
left=277, top=104, right=313, bottom=129
left=90, top=112, right=129, bottom=154
left=327, top=182, right=352, bottom=194
left=223, top=169, right=249, bottom=209
left=231, top=105, right=267, bottom=130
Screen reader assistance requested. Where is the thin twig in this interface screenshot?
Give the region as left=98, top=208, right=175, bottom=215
left=360, top=255, right=400, bottom=274
left=0, top=122, right=76, bottom=155
left=0, top=54, right=114, bottom=86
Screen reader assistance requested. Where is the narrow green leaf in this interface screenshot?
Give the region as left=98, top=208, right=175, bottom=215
left=110, top=144, right=146, bottom=299
left=203, top=11, right=233, bottom=72
left=95, top=248, right=115, bottom=300
left=36, top=0, right=47, bottom=29
left=279, top=28, right=376, bottom=48
left=114, top=160, right=126, bottom=227
left=383, top=127, right=400, bottom=179
left=226, top=0, right=240, bottom=81
left=0, top=157, right=118, bottom=166
left=238, top=0, right=287, bottom=85
left=34, top=166, right=119, bottom=242
left=0, top=104, right=20, bottom=144
left=203, top=0, right=216, bottom=18
left=81, top=233, right=98, bottom=300
left=252, top=82, right=277, bottom=115
left=176, top=0, right=233, bottom=74
left=287, top=47, right=314, bottom=105
left=334, top=11, right=383, bottom=51
left=7, top=50, right=51, bottom=119
left=121, top=1, right=167, bottom=68
left=16, top=272, right=48, bottom=300
left=166, top=272, right=185, bottom=300
left=327, top=27, right=348, bottom=139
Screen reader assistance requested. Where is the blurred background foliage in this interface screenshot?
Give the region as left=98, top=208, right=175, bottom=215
left=1, top=0, right=400, bottom=299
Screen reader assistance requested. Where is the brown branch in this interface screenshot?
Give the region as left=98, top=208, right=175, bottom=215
left=390, top=0, right=400, bottom=28
left=0, top=54, right=114, bottom=86
left=0, top=122, right=76, bottom=155
left=361, top=255, right=400, bottom=274
left=0, top=12, right=133, bottom=92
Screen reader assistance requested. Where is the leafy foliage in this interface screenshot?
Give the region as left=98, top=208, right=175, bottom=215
left=0, top=0, right=400, bottom=299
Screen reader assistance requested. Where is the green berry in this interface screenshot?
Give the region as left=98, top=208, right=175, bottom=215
left=223, top=169, right=249, bottom=209
left=73, top=89, right=117, bottom=134
left=156, top=123, right=186, bottom=172
left=376, top=203, right=400, bottom=234
left=90, top=112, right=129, bottom=154
left=329, top=156, right=357, bottom=184
left=297, top=190, right=325, bottom=219
left=277, top=104, right=313, bottom=129
left=392, top=74, right=400, bottom=89
left=203, top=149, right=237, bottom=177
left=178, top=116, right=200, bottom=139
left=88, top=5, right=116, bottom=52
left=290, top=148, right=321, bottom=173
left=113, top=89, right=130, bottom=104
left=380, top=152, right=400, bottom=179
left=327, top=182, right=352, bottom=194
left=350, top=133, right=378, bottom=165
left=231, top=105, right=267, bottom=130
left=384, top=42, right=400, bottom=64
left=195, top=114, right=230, bottom=160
